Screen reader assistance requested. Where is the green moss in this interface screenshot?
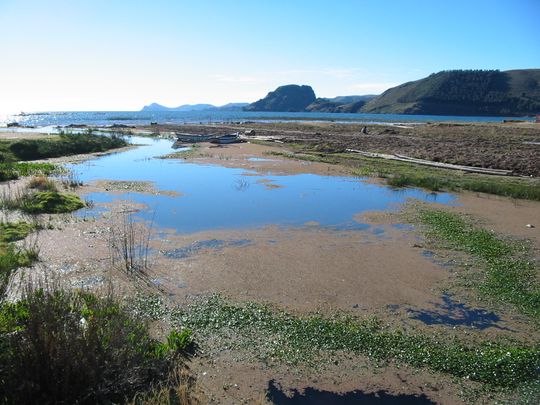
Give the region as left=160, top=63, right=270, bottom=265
left=174, top=294, right=539, bottom=388
left=20, top=191, right=85, bottom=214
left=0, top=221, right=34, bottom=243
left=418, top=209, right=540, bottom=320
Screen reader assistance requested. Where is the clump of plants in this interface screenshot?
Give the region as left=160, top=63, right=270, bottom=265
left=175, top=294, right=540, bottom=388
left=0, top=162, right=59, bottom=182
left=19, top=191, right=85, bottom=214
left=2, top=133, right=127, bottom=161
left=1, top=189, right=85, bottom=214
left=27, top=176, right=58, bottom=192
left=0, top=221, right=39, bottom=296
left=0, top=288, right=194, bottom=404
left=0, top=221, right=35, bottom=243
left=418, top=209, right=540, bottom=321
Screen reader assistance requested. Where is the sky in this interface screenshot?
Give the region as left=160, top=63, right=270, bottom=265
left=0, top=0, right=538, bottom=113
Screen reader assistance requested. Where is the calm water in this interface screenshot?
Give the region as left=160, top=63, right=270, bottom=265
left=1, top=110, right=533, bottom=127
left=70, top=136, right=456, bottom=234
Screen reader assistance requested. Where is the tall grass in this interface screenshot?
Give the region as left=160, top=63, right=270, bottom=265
left=109, top=212, right=153, bottom=276
left=0, top=286, right=194, bottom=404
left=1, top=133, right=127, bottom=162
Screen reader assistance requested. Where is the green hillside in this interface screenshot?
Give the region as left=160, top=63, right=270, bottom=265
left=361, top=69, right=540, bottom=116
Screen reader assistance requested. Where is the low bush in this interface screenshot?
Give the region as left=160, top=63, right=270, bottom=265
left=19, top=191, right=85, bottom=214
left=0, top=288, right=192, bottom=404
left=27, top=176, right=58, bottom=192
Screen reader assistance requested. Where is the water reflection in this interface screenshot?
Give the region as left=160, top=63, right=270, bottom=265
left=70, top=136, right=457, bottom=234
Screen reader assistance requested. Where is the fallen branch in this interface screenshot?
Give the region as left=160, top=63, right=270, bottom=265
left=345, top=149, right=514, bottom=176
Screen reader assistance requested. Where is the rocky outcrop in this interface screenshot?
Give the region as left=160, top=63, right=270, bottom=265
left=244, top=85, right=316, bottom=112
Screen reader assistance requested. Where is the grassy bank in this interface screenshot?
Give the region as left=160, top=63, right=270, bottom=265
left=173, top=294, right=539, bottom=389
left=417, top=209, right=540, bottom=321
left=265, top=149, right=540, bottom=201
left=0, top=132, right=127, bottom=163
left=0, top=162, right=60, bottom=182
left=0, top=288, right=195, bottom=404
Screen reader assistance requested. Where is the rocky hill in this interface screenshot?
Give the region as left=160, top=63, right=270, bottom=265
left=360, top=69, right=540, bottom=116
left=243, top=85, right=316, bottom=112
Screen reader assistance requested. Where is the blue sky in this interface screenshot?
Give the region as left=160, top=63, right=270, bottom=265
left=0, top=0, right=538, bottom=112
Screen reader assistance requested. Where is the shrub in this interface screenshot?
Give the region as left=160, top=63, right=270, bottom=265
left=27, top=176, right=57, bottom=192
left=0, top=288, right=190, bottom=404
left=20, top=191, right=85, bottom=214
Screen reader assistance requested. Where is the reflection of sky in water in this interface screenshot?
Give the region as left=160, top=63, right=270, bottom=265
left=70, top=136, right=457, bottom=234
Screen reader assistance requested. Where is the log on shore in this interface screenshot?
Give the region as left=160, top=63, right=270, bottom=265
left=345, top=149, right=514, bottom=176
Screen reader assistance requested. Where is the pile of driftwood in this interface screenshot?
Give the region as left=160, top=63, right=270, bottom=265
left=345, top=149, right=514, bottom=176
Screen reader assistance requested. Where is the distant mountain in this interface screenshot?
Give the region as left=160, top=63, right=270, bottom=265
left=361, top=69, right=540, bottom=116
left=305, top=95, right=377, bottom=113
left=141, top=102, right=249, bottom=112
left=329, top=95, right=377, bottom=104
left=244, top=85, right=316, bottom=112
left=218, top=103, right=249, bottom=110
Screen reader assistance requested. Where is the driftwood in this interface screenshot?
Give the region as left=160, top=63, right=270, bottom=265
left=345, top=149, right=514, bottom=176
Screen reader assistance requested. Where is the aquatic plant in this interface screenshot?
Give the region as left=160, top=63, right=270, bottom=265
left=418, top=209, right=540, bottom=321
left=173, top=294, right=539, bottom=388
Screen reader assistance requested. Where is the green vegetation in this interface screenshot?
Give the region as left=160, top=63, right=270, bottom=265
left=0, top=221, right=35, bottom=243
left=0, top=288, right=193, bottom=404
left=0, top=244, right=38, bottom=296
left=174, top=294, right=539, bottom=388
left=0, top=133, right=127, bottom=162
left=361, top=69, right=540, bottom=116
left=1, top=190, right=85, bottom=214
left=0, top=221, right=39, bottom=296
left=266, top=150, right=540, bottom=201
left=418, top=209, right=540, bottom=321
left=0, top=162, right=60, bottom=182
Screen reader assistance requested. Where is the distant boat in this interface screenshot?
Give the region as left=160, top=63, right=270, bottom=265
left=209, top=133, right=242, bottom=144
left=175, top=133, right=216, bottom=143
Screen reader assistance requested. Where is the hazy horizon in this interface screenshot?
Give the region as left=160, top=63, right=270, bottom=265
left=1, top=0, right=538, bottom=114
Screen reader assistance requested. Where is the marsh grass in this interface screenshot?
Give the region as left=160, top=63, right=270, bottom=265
left=0, top=285, right=195, bottom=404
left=173, top=294, right=539, bottom=388
left=418, top=209, right=540, bottom=321
left=109, top=212, right=153, bottom=276
left=128, top=366, right=201, bottom=405
left=0, top=221, right=40, bottom=296
left=0, top=162, right=60, bottom=182
left=0, top=221, right=35, bottom=243
left=0, top=187, right=85, bottom=214
left=0, top=133, right=127, bottom=162
left=266, top=149, right=540, bottom=201
left=27, top=176, right=58, bottom=192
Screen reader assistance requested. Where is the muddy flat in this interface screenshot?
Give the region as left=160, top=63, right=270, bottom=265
left=7, top=129, right=539, bottom=404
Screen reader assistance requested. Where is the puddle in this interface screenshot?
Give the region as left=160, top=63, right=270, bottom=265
left=267, top=380, right=436, bottom=404
left=248, top=157, right=279, bottom=162
left=421, top=250, right=456, bottom=269
left=161, top=238, right=252, bottom=259
left=71, top=136, right=456, bottom=234
left=407, top=293, right=509, bottom=330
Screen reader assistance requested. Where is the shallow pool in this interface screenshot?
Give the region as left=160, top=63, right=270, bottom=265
left=70, top=136, right=456, bottom=234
